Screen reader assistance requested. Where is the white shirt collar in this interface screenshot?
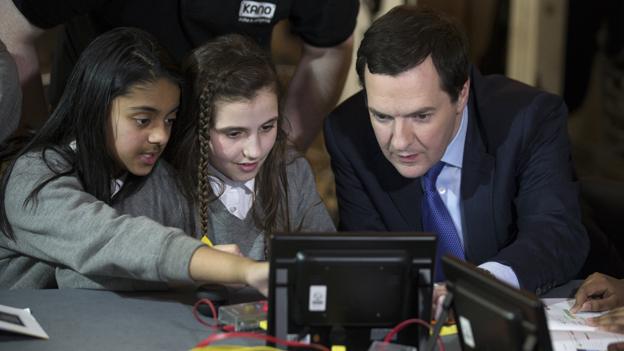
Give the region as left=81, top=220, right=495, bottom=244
left=206, top=163, right=255, bottom=195
left=207, top=163, right=255, bottom=220
left=441, top=107, right=468, bottom=169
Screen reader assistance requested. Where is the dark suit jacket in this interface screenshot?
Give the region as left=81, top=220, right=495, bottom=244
left=324, top=68, right=589, bottom=294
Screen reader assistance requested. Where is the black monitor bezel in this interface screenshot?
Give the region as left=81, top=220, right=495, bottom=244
left=268, top=231, right=436, bottom=349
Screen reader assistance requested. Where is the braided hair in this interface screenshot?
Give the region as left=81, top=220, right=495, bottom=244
left=196, top=85, right=217, bottom=237
left=167, top=34, right=290, bottom=251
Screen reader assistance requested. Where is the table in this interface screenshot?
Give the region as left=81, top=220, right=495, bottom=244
left=0, top=281, right=582, bottom=351
left=0, top=288, right=263, bottom=351
left=541, top=279, right=582, bottom=299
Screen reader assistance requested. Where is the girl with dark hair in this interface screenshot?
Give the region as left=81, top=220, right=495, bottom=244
left=168, top=34, right=334, bottom=260
left=0, top=28, right=268, bottom=294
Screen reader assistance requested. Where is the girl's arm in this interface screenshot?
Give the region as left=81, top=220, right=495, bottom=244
left=3, top=152, right=268, bottom=291
left=189, top=246, right=268, bottom=296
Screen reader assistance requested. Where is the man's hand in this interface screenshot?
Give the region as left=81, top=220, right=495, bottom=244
left=609, top=342, right=624, bottom=350
left=589, top=306, right=624, bottom=334
left=432, top=283, right=448, bottom=320
left=571, top=273, right=624, bottom=313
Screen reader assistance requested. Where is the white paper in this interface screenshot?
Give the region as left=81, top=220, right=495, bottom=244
left=550, top=330, right=624, bottom=351
left=0, top=304, right=49, bottom=339
left=543, top=299, right=624, bottom=351
left=544, top=299, right=602, bottom=331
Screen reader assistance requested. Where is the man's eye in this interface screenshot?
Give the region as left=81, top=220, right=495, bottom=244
left=416, top=113, right=432, bottom=120
left=373, top=113, right=391, bottom=122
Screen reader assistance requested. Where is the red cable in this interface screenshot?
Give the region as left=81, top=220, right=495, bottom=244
left=192, top=299, right=328, bottom=350
left=192, top=301, right=441, bottom=350
left=195, top=331, right=330, bottom=351
left=193, top=298, right=219, bottom=328
left=383, top=318, right=445, bottom=351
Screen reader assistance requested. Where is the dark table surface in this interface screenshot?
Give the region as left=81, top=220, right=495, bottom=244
left=0, top=280, right=582, bottom=351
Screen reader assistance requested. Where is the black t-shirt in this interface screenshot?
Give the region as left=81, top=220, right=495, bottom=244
left=13, top=0, right=359, bottom=104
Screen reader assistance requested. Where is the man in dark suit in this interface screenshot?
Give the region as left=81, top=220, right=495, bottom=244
left=324, top=5, right=588, bottom=295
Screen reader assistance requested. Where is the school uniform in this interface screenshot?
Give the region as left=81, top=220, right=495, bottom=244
left=0, top=151, right=202, bottom=289
left=205, top=155, right=336, bottom=260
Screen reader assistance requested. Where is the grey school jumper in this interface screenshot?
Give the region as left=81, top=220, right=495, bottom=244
left=0, top=151, right=203, bottom=289
left=207, top=156, right=335, bottom=260
left=1, top=152, right=334, bottom=289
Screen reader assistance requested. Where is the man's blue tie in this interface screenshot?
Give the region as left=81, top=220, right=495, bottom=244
left=421, top=161, right=465, bottom=282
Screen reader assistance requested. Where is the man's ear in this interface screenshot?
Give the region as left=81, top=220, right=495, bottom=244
left=457, top=79, right=470, bottom=113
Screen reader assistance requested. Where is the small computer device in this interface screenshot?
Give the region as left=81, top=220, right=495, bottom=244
left=442, top=255, right=553, bottom=351
left=218, top=300, right=268, bottom=331
left=268, top=231, right=436, bottom=350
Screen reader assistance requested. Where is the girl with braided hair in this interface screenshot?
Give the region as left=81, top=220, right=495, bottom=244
left=168, top=34, right=334, bottom=260
left=0, top=28, right=268, bottom=294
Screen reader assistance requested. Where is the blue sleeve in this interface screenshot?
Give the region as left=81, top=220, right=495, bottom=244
left=491, top=94, right=589, bottom=294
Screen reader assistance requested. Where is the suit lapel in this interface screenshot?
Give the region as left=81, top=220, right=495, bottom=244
left=461, top=92, right=497, bottom=263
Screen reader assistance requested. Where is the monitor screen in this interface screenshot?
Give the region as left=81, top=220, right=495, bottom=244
left=268, top=232, right=436, bottom=350
left=442, top=255, right=553, bottom=351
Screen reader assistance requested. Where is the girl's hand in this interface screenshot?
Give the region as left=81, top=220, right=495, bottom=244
left=245, top=261, right=269, bottom=297
left=213, top=244, right=242, bottom=256
left=188, top=247, right=267, bottom=295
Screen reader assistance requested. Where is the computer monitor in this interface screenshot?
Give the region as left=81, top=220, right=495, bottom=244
left=442, top=255, right=553, bottom=351
left=268, top=232, right=436, bottom=350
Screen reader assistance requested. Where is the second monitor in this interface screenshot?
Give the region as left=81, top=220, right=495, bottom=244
left=442, top=255, right=553, bottom=351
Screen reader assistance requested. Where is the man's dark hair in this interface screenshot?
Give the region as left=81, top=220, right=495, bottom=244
left=356, top=5, right=470, bottom=102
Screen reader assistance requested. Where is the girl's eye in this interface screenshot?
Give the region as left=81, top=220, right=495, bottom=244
left=227, top=131, right=242, bottom=138
left=135, top=118, right=150, bottom=126
left=261, top=123, right=275, bottom=132
left=165, top=117, right=176, bottom=126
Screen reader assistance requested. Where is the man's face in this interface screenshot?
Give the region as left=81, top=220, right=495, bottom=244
left=364, top=56, right=469, bottom=178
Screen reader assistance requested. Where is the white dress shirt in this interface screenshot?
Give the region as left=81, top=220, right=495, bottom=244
left=207, top=165, right=255, bottom=220
left=435, top=108, right=520, bottom=288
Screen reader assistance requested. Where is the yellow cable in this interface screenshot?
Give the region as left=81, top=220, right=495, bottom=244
left=201, top=235, right=214, bottom=246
